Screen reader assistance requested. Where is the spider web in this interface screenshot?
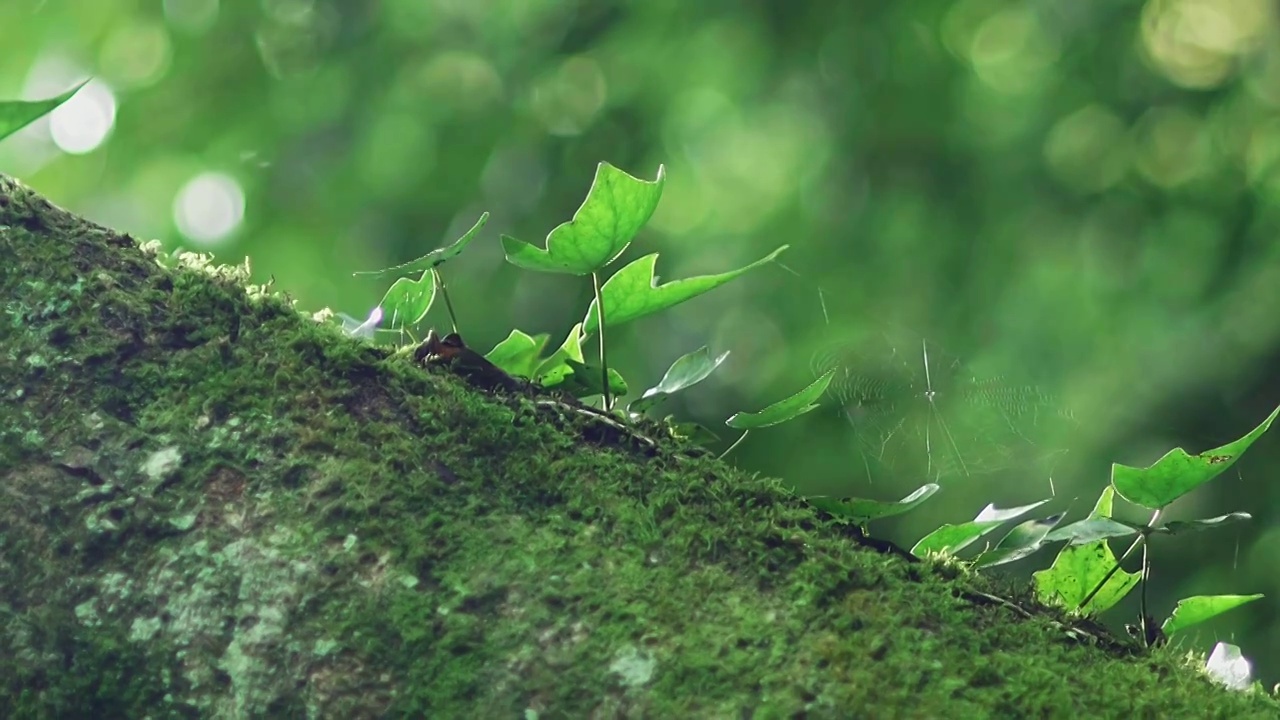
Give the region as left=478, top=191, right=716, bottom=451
left=810, top=324, right=1075, bottom=484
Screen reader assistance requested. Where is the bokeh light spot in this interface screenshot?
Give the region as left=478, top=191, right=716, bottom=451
left=163, top=0, right=220, bottom=34
left=417, top=52, right=504, bottom=117
left=1140, top=0, right=1273, bottom=89
left=1044, top=105, right=1131, bottom=194
left=529, top=56, right=608, bottom=137
left=99, top=20, right=174, bottom=89
left=50, top=80, right=118, bottom=156
left=173, top=172, right=246, bottom=246
left=969, top=7, right=1059, bottom=95
left=1134, top=106, right=1210, bottom=188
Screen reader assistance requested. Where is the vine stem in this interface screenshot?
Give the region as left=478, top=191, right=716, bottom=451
left=1077, top=508, right=1161, bottom=612
left=719, top=430, right=750, bottom=460
left=432, top=268, right=460, bottom=334
left=591, top=271, right=611, bottom=411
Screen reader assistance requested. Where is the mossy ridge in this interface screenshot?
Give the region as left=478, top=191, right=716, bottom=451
left=2, top=176, right=1278, bottom=718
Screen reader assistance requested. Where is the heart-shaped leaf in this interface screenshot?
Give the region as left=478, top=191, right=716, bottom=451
left=1112, top=404, right=1279, bottom=509
left=726, top=370, right=834, bottom=429
left=379, top=273, right=435, bottom=329
left=663, top=417, right=720, bottom=446
left=581, top=246, right=788, bottom=335
left=0, top=81, right=88, bottom=143
left=532, top=324, right=586, bottom=389
left=808, top=484, right=939, bottom=524
left=502, top=163, right=665, bottom=275
left=560, top=359, right=627, bottom=399
left=1032, top=539, right=1140, bottom=614
left=1163, top=595, right=1264, bottom=636
left=484, top=329, right=549, bottom=378
left=629, top=346, right=730, bottom=414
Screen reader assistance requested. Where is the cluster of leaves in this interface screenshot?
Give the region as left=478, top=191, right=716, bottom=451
left=353, top=161, right=831, bottom=454
left=4, top=87, right=1275, bottom=688
left=813, top=407, right=1276, bottom=644
left=349, top=160, right=1277, bottom=685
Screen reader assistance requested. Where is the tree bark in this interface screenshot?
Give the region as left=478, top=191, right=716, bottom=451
left=1, top=174, right=1275, bottom=718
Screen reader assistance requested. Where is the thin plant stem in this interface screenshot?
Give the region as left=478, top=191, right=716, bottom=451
left=1077, top=509, right=1161, bottom=612
left=1140, top=535, right=1153, bottom=646
left=591, top=271, right=611, bottom=410
left=719, top=430, right=750, bottom=460
left=433, top=268, right=460, bottom=334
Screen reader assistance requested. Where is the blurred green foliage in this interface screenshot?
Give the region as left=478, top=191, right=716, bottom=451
left=5, top=0, right=1280, bottom=682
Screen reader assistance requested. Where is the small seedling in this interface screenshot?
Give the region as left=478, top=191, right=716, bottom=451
left=720, top=369, right=835, bottom=459
left=502, top=162, right=666, bottom=409
left=354, top=212, right=490, bottom=335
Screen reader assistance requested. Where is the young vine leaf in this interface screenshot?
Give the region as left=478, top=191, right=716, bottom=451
left=808, top=483, right=939, bottom=524
left=561, top=359, right=628, bottom=399
left=629, top=346, right=730, bottom=415
left=971, top=513, right=1064, bottom=569
left=1163, top=595, right=1264, bottom=636
left=0, top=81, right=88, bottom=143
left=354, top=212, right=490, bottom=279
left=726, top=369, right=834, bottom=429
left=502, top=163, right=666, bottom=275
left=1032, top=539, right=1141, bottom=615
left=379, top=274, right=435, bottom=329
left=530, top=324, right=586, bottom=388
left=1156, top=513, right=1252, bottom=535
left=484, top=329, right=550, bottom=378
left=360, top=213, right=490, bottom=330
left=1111, top=404, right=1280, bottom=509
left=1034, top=487, right=1139, bottom=614
left=581, top=246, right=788, bottom=336
left=911, top=499, right=1050, bottom=557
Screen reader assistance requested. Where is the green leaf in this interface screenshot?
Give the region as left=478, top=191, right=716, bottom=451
left=1043, top=517, right=1143, bottom=545
left=378, top=273, right=434, bottom=329
left=1091, top=485, right=1116, bottom=518
left=911, top=500, right=1050, bottom=557
left=1157, top=513, right=1251, bottom=535
left=0, top=81, right=88, bottom=143
left=663, top=417, right=720, bottom=446
left=1112, top=404, right=1280, bottom=509
left=726, top=370, right=834, bottom=429
left=502, top=163, right=665, bottom=275
left=531, top=324, right=586, bottom=389
left=808, top=484, right=939, bottom=524
left=484, top=329, right=549, bottom=378
left=1032, top=539, right=1141, bottom=614
left=560, top=359, right=628, bottom=399
left=972, top=513, right=1065, bottom=569
left=1045, top=486, right=1144, bottom=545
left=354, top=213, right=489, bottom=278
left=1162, top=595, right=1264, bottom=636
left=582, top=246, right=788, bottom=336
left=629, top=346, right=730, bottom=414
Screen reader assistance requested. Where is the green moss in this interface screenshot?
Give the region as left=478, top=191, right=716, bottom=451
left=3, top=174, right=1280, bottom=718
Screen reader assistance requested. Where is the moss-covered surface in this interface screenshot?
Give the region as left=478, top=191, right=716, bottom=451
left=2, top=174, right=1278, bottom=719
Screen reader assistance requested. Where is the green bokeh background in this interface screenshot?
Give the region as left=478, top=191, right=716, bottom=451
left=5, top=0, right=1280, bottom=684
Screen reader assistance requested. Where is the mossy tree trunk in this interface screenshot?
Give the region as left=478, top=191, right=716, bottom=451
left=1, top=175, right=1275, bottom=718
